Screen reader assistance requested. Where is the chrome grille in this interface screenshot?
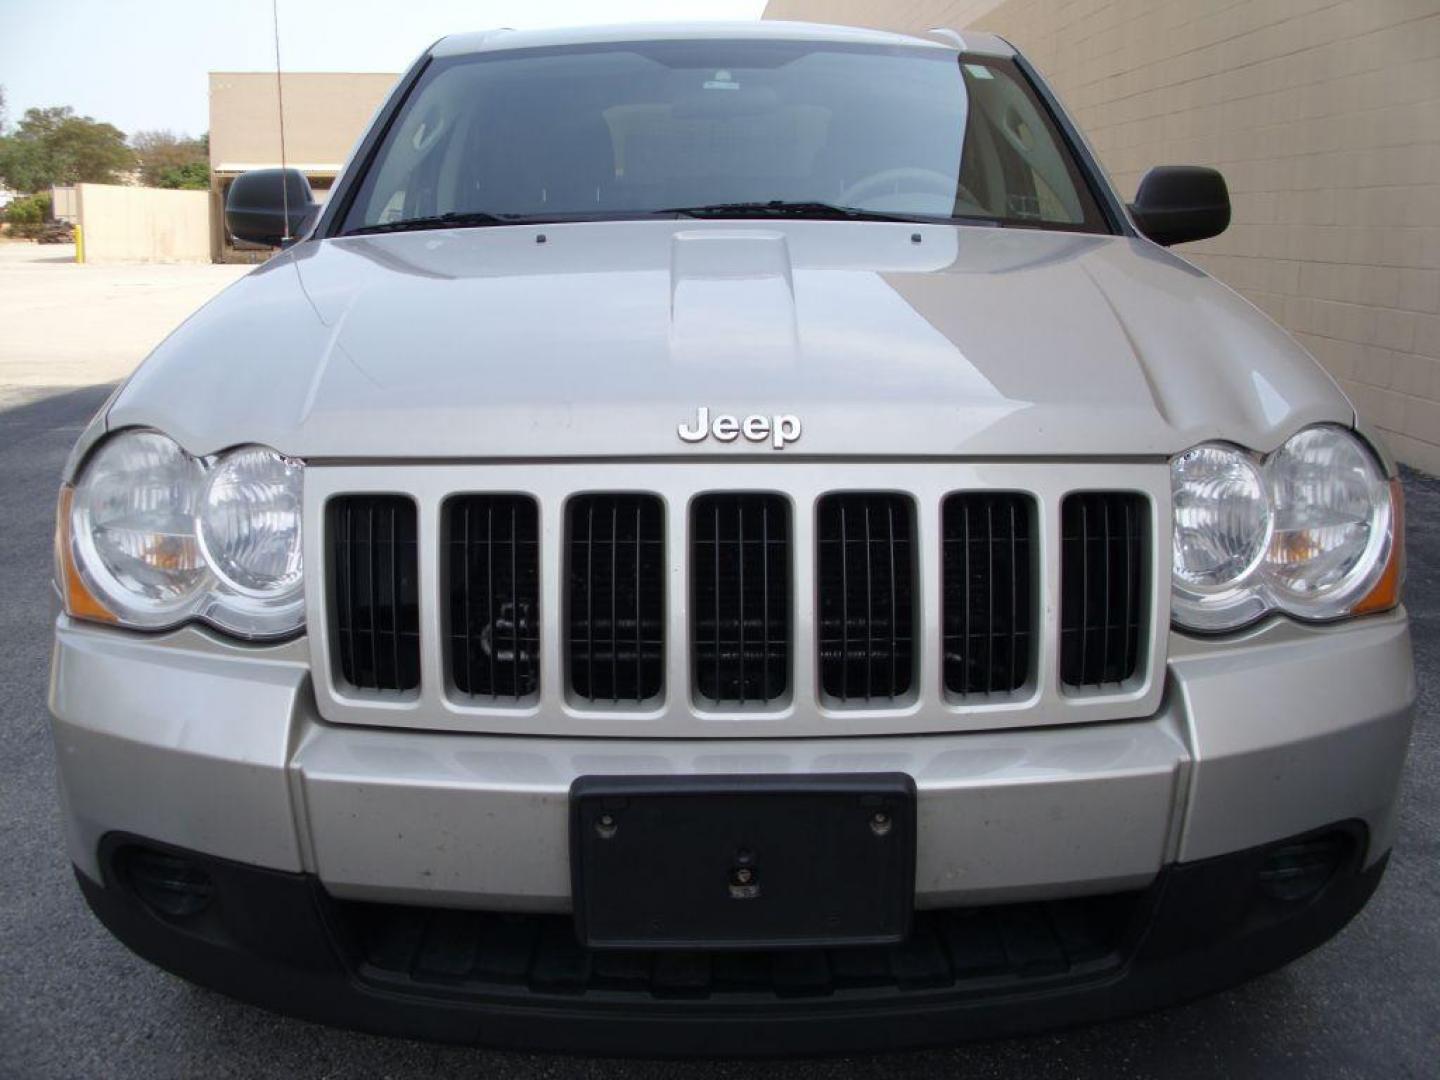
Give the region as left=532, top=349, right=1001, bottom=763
left=311, top=463, right=1166, bottom=738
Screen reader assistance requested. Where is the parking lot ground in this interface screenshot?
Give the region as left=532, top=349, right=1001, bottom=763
left=0, top=239, right=248, bottom=409
left=0, top=252, right=1435, bottom=1078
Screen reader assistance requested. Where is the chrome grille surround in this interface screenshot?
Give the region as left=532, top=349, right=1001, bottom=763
left=305, top=461, right=1170, bottom=738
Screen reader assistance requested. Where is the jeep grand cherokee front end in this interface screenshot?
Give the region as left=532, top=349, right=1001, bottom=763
left=50, top=22, right=1414, bottom=1055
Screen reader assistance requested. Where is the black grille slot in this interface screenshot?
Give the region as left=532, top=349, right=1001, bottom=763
left=692, top=494, right=791, bottom=705
left=330, top=495, right=420, bottom=692
left=943, top=493, right=1034, bottom=695
left=568, top=495, right=665, bottom=703
left=446, top=496, right=540, bottom=700
left=1060, top=492, right=1147, bottom=688
left=816, top=494, right=915, bottom=702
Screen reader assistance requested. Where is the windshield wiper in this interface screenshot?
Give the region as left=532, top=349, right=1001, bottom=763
left=344, top=210, right=536, bottom=236
left=658, top=200, right=1003, bottom=226
left=660, top=200, right=921, bottom=223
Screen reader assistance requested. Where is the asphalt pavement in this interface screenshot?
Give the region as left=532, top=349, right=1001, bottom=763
left=1, top=383, right=1436, bottom=1078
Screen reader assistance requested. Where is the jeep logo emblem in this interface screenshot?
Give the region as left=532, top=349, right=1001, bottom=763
left=677, top=407, right=801, bottom=450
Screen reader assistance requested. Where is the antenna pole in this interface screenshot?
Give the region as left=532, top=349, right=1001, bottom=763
left=272, top=0, right=291, bottom=242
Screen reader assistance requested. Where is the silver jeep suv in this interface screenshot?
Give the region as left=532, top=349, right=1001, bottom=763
left=50, top=21, right=1414, bottom=1055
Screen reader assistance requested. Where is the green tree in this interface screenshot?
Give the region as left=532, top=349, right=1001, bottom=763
left=3, top=192, right=52, bottom=237
left=0, top=136, right=49, bottom=192
left=157, top=160, right=210, bottom=190
left=132, top=129, right=209, bottom=188
left=0, top=106, right=134, bottom=192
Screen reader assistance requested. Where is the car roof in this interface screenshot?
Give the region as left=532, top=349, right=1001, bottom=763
left=430, top=21, right=1016, bottom=60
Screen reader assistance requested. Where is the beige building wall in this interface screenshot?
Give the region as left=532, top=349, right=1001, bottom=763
left=75, top=184, right=211, bottom=264
left=208, top=72, right=399, bottom=174
left=208, top=72, right=398, bottom=261
left=767, top=0, right=1440, bottom=472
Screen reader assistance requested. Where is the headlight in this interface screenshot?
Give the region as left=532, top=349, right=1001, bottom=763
left=1171, top=425, right=1400, bottom=632
left=1171, top=444, right=1272, bottom=630
left=196, top=447, right=305, bottom=635
left=69, top=431, right=208, bottom=624
left=60, top=430, right=305, bottom=639
left=1265, top=428, right=1393, bottom=615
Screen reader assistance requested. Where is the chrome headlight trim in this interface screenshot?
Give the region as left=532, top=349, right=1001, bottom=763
left=66, top=429, right=305, bottom=640
left=69, top=430, right=211, bottom=627
left=1171, top=424, right=1397, bottom=633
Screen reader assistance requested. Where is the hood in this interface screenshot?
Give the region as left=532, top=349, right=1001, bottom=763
left=107, top=220, right=1353, bottom=461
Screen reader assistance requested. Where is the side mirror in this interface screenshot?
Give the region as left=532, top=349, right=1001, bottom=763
left=225, top=168, right=317, bottom=247
left=1128, top=166, right=1230, bottom=246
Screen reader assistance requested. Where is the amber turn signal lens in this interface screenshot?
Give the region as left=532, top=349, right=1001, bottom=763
left=1353, top=478, right=1404, bottom=616
left=54, top=485, right=117, bottom=624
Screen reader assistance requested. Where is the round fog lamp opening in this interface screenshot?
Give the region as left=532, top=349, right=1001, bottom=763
left=197, top=447, right=304, bottom=598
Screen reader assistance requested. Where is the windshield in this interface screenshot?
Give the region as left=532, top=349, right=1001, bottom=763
left=339, top=40, right=1111, bottom=234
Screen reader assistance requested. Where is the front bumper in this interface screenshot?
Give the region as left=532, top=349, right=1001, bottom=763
left=49, top=609, right=1415, bottom=1046
left=79, top=825, right=1385, bottom=1054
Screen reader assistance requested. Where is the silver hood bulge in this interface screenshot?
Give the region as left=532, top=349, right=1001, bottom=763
left=105, top=220, right=1353, bottom=461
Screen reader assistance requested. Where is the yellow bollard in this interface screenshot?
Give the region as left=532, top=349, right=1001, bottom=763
left=74, top=223, right=84, bottom=264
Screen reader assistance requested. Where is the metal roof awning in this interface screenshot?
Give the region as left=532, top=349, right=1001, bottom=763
left=213, top=163, right=344, bottom=176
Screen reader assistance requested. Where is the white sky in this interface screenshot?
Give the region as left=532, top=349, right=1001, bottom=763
left=0, top=0, right=769, bottom=138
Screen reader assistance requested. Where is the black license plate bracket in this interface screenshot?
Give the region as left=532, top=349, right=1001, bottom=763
left=570, top=773, right=916, bottom=950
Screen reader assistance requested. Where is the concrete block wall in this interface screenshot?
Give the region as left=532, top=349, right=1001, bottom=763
left=766, top=0, right=1440, bottom=472
left=75, top=184, right=212, bottom=265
